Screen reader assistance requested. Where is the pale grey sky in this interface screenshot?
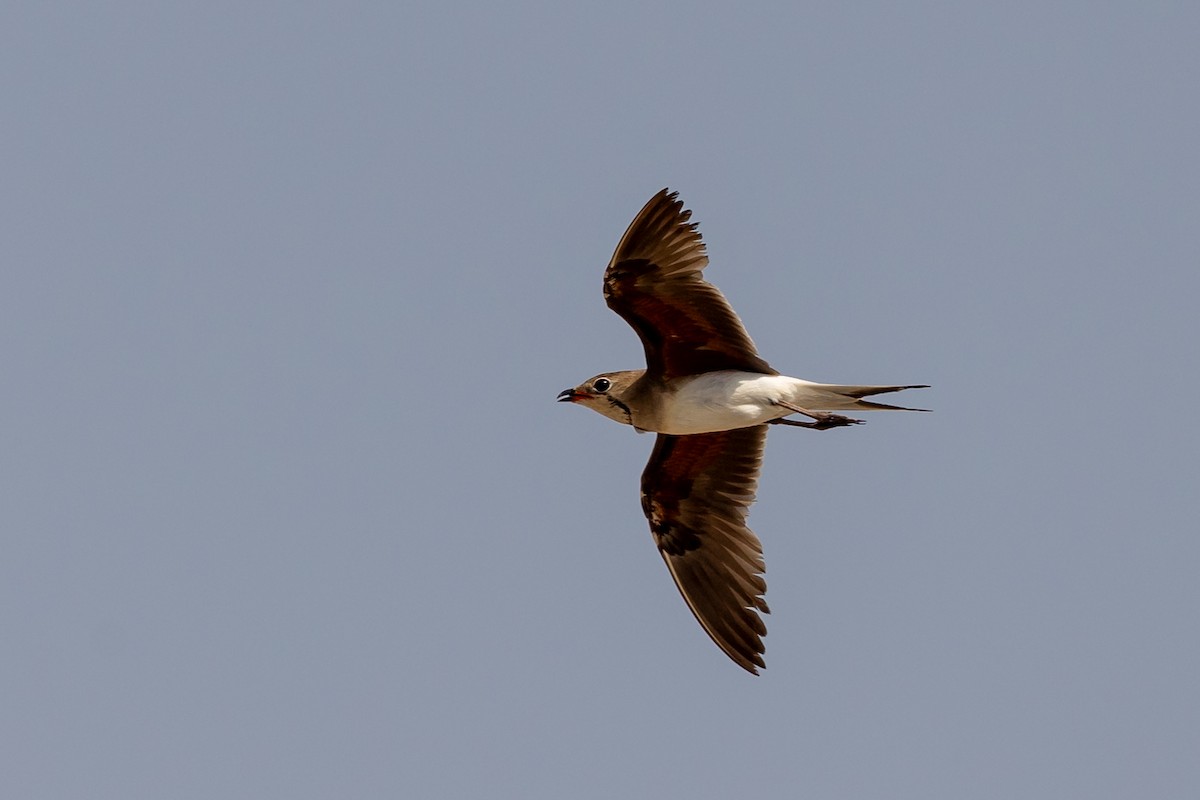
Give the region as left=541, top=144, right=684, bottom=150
left=4, top=3, right=1198, bottom=798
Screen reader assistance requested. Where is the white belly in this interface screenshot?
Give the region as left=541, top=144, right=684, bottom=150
left=656, top=372, right=800, bottom=435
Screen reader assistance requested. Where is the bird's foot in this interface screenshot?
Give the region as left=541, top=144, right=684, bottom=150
left=807, top=412, right=864, bottom=430
left=769, top=413, right=863, bottom=430
left=770, top=400, right=864, bottom=430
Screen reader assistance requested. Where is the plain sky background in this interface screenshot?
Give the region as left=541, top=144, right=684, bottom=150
left=4, top=3, right=1198, bottom=798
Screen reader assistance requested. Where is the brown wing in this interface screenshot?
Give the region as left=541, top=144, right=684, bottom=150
left=604, top=189, right=776, bottom=380
left=641, top=426, right=770, bottom=674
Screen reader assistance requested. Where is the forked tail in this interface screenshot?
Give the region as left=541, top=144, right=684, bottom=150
left=803, top=383, right=931, bottom=412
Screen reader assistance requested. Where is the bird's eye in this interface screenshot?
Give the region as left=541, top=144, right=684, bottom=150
left=592, top=377, right=612, bottom=393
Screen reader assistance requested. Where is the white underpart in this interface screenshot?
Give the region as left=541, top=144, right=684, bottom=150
left=656, top=371, right=873, bottom=435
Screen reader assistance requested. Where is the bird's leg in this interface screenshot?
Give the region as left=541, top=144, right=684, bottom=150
left=770, top=400, right=863, bottom=430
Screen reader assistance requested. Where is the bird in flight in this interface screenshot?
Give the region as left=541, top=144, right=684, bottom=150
left=558, top=189, right=927, bottom=674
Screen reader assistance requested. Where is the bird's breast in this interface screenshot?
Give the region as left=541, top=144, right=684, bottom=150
left=653, top=371, right=795, bottom=435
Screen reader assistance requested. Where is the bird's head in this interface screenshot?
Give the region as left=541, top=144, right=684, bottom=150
left=556, top=370, right=644, bottom=426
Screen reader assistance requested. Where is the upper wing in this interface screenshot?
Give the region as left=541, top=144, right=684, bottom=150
left=604, top=189, right=776, bottom=380
left=641, top=426, right=770, bottom=674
